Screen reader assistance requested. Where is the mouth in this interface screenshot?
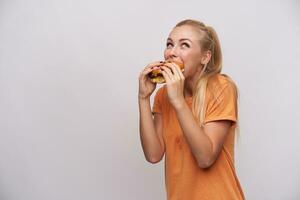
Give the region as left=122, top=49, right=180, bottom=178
left=148, top=60, right=185, bottom=84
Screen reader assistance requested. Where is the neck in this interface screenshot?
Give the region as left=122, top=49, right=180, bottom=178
left=184, top=77, right=197, bottom=98
left=184, top=66, right=204, bottom=98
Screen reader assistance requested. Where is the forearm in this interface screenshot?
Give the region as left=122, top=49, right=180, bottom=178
left=139, top=98, right=164, bottom=163
left=174, top=101, right=213, bottom=167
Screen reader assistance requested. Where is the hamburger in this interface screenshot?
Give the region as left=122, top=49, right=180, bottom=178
left=148, top=60, right=184, bottom=84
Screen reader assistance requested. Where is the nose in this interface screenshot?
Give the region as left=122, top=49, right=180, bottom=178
left=166, top=45, right=179, bottom=59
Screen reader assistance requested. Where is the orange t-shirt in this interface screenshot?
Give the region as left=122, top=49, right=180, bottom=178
left=152, top=74, right=245, bottom=200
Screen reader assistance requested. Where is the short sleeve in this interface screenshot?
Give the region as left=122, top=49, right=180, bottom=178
left=205, top=82, right=238, bottom=124
left=152, top=87, right=164, bottom=114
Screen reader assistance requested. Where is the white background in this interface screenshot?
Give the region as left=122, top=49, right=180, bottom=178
left=0, top=0, right=299, bottom=199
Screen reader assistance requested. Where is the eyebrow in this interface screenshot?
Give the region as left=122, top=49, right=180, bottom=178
left=167, top=38, right=192, bottom=43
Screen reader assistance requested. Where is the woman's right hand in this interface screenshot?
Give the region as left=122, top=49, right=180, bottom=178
left=138, top=61, right=162, bottom=99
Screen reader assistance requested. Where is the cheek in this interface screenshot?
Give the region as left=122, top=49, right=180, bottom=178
left=180, top=52, right=192, bottom=63
left=163, top=51, right=167, bottom=59
left=164, top=49, right=171, bottom=59
left=183, top=60, right=199, bottom=76
left=182, top=64, right=193, bottom=77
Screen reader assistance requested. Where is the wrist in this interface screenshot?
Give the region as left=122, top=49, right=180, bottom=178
left=171, top=97, right=187, bottom=110
left=138, top=95, right=150, bottom=101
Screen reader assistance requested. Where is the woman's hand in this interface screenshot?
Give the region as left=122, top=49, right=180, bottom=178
left=161, top=62, right=186, bottom=108
left=138, top=61, right=162, bottom=99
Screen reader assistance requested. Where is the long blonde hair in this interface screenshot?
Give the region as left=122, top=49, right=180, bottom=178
left=175, top=19, right=239, bottom=133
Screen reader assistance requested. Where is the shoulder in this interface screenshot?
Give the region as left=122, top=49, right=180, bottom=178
left=208, top=73, right=236, bottom=87
left=206, top=74, right=238, bottom=99
left=208, top=74, right=237, bottom=92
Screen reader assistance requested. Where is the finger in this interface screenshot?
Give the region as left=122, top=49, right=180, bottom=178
left=174, top=63, right=185, bottom=80
left=163, top=63, right=181, bottom=80
left=140, top=67, right=153, bottom=77
left=171, top=62, right=184, bottom=80
left=140, top=61, right=162, bottom=76
left=162, top=66, right=176, bottom=82
left=161, top=70, right=171, bottom=83
left=167, top=62, right=183, bottom=74
left=146, top=61, right=165, bottom=69
left=161, top=65, right=179, bottom=82
left=140, top=70, right=157, bottom=83
left=161, top=65, right=174, bottom=78
left=178, top=69, right=185, bottom=80
left=171, top=62, right=183, bottom=74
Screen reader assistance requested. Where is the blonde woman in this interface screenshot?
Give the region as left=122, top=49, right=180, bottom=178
left=138, top=19, right=245, bottom=200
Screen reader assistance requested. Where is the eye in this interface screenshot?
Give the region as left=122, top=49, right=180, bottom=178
left=166, top=42, right=173, bottom=48
left=181, top=43, right=190, bottom=48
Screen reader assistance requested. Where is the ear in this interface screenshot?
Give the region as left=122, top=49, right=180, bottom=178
left=201, top=50, right=212, bottom=65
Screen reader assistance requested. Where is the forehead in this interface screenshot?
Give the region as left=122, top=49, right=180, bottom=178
left=168, top=25, right=201, bottom=41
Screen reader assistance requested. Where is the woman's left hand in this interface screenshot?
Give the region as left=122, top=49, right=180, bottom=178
left=161, top=62, right=186, bottom=108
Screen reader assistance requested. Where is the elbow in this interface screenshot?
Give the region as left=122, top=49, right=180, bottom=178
left=147, top=157, right=161, bottom=164
left=197, top=162, right=212, bottom=169
left=148, top=159, right=161, bottom=164
left=197, top=158, right=215, bottom=169
left=146, top=154, right=164, bottom=164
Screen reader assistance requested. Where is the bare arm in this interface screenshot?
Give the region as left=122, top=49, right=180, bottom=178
left=138, top=62, right=166, bottom=164
left=160, top=63, right=232, bottom=169
left=174, top=101, right=231, bottom=168
left=139, top=98, right=165, bottom=163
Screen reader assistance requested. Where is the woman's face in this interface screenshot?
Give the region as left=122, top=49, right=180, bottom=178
left=164, top=25, right=206, bottom=79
